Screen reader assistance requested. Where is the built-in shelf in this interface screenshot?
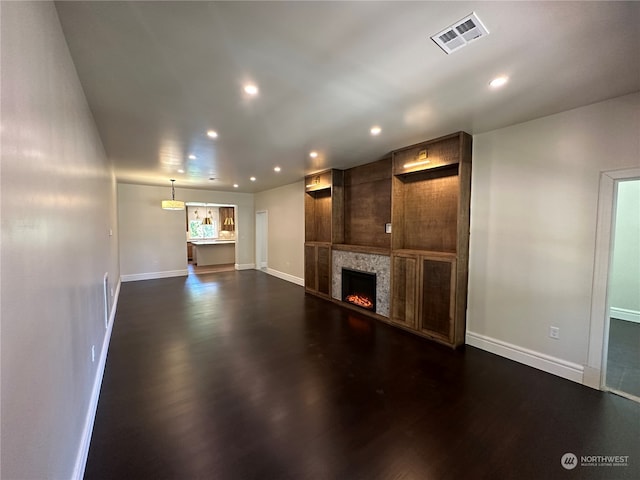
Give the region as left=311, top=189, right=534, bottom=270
left=304, top=131, right=472, bottom=349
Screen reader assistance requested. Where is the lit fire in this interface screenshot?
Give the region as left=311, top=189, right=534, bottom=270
left=346, top=294, right=373, bottom=309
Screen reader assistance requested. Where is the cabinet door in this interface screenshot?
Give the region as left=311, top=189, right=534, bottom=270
left=316, top=245, right=331, bottom=296
left=418, top=256, right=456, bottom=342
left=304, top=244, right=317, bottom=292
left=391, top=254, right=418, bottom=328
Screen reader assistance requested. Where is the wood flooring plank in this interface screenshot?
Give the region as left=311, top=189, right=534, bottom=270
left=84, top=271, right=640, bottom=480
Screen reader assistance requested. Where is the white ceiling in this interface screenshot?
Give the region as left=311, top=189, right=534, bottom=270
left=55, top=1, right=640, bottom=193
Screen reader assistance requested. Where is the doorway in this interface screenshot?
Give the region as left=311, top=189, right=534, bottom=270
left=256, top=210, right=268, bottom=270
left=605, top=178, right=640, bottom=399
left=587, top=168, right=639, bottom=402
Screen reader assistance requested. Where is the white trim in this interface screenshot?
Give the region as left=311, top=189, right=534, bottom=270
left=120, top=269, right=188, bottom=282
left=235, top=263, right=256, bottom=270
left=609, top=307, right=640, bottom=324
left=72, top=279, right=121, bottom=480
left=255, top=210, right=268, bottom=271
left=466, top=331, right=584, bottom=384
left=264, top=267, right=304, bottom=286
left=587, top=167, right=640, bottom=388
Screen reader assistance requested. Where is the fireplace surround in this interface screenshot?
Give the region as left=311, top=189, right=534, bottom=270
left=332, top=250, right=390, bottom=317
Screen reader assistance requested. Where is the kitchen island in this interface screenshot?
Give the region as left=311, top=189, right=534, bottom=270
left=191, top=240, right=235, bottom=266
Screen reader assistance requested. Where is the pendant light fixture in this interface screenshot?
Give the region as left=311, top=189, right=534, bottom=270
left=161, top=179, right=185, bottom=210
left=202, top=209, right=213, bottom=225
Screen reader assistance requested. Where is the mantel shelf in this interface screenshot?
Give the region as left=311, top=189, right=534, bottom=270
left=332, top=244, right=391, bottom=256
left=392, top=249, right=456, bottom=258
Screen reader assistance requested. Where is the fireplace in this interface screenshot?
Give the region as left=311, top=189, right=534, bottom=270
left=342, top=268, right=376, bottom=312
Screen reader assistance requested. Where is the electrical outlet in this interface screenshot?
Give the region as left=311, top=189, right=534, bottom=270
left=110, top=287, right=114, bottom=297
left=549, top=326, right=560, bottom=339
left=91, top=345, right=96, bottom=363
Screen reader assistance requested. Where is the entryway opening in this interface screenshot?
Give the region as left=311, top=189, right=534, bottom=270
left=605, top=178, right=640, bottom=400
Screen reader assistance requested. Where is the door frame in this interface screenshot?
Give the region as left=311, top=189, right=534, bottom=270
left=255, top=210, right=268, bottom=270
left=586, top=167, right=639, bottom=398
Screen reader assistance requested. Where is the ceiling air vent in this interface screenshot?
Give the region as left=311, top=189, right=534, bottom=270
left=431, top=12, right=489, bottom=54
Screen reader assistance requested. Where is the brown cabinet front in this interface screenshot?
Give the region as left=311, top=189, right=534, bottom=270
left=418, top=256, right=456, bottom=343
left=391, top=252, right=458, bottom=346
left=305, top=243, right=331, bottom=298
left=391, top=254, right=418, bottom=329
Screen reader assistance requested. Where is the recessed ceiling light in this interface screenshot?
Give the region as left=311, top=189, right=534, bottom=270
left=250, top=176, right=256, bottom=182
left=309, top=151, right=318, bottom=158
left=177, top=169, right=184, bottom=173
left=244, top=84, right=259, bottom=95
left=233, top=184, right=239, bottom=188
left=188, top=154, right=196, bottom=160
left=274, top=166, right=281, bottom=172
left=207, top=130, right=218, bottom=138
left=370, top=126, right=382, bottom=136
left=490, top=76, right=509, bottom=88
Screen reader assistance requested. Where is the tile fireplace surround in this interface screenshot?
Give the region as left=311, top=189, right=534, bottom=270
left=332, top=250, right=390, bottom=317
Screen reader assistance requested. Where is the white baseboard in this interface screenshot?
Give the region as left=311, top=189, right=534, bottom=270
left=264, top=267, right=304, bottom=286
left=466, top=331, right=584, bottom=384
left=72, top=279, right=121, bottom=480
left=610, top=307, right=640, bottom=324
left=235, top=263, right=256, bottom=270
left=120, top=269, right=188, bottom=282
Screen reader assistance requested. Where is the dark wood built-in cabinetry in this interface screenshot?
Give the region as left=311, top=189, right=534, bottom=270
left=304, top=132, right=472, bottom=348
left=304, top=169, right=344, bottom=298
left=390, top=132, right=472, bottom=346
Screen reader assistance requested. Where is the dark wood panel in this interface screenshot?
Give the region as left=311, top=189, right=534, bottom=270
left=391, top=254, right=417, bottom=328
left=391, top=176, right=406, bottom=250
left=317, top=245, right=331, bottom=296
left=312, top=190, right=332, bottom=243
left=420, top=257, right=454, bottom=339
left=401, top=167, right=459, bottom=252
left=343, top=158, right=391, bottom=249
left=304, top=192, right=316, bottom=242
left=331, top=170, right=345, bottom=244
left=392, top=133, right=461, bottom=175
left=344, top=178, right=391, bottom=248
left=304, top=170, right=333, bottom=192
left=344, top=157, right=391, bottom=186
left=304, top=244, right=316, bottom=291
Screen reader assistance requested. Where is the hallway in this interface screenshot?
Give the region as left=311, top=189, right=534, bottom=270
left=85, top=271, right=640, bottom=479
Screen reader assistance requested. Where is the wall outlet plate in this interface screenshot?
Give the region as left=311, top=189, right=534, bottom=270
left=385, top=223, right=392, bottom=234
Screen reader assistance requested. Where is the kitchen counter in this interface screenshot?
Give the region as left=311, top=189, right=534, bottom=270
left=191, top=240, right=235, bottom=266
left=190, top=240, right=235, bottom=245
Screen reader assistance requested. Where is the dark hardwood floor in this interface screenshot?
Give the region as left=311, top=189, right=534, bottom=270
left=85, top=271, right=640, bottom=480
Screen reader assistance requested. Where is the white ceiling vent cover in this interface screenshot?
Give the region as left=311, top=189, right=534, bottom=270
left=431, top=12, right=489, bottom=54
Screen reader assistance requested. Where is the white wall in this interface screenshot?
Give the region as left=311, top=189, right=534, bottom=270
left=0, top=2, right=120, bottom=479
left=468, top=92, right=640, bottom=381
left=254, top=181, right=305, bottom=284
left=118, top=183, right=254, bottom=280
left=610, top=179, right=640, bottom=314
